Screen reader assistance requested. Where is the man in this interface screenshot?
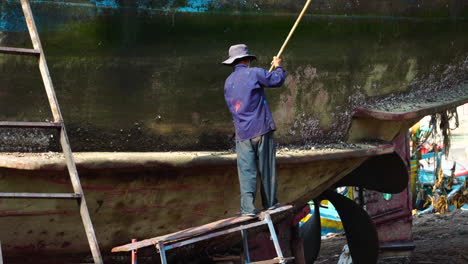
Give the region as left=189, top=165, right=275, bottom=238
left=222, top=44, right=286, bottom=216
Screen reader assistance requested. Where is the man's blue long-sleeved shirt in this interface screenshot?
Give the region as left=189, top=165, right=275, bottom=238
left=224, top=64, right=286, bottom=141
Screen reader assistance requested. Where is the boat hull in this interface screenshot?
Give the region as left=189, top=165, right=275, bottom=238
left=0, top=148, right=391, bottom=256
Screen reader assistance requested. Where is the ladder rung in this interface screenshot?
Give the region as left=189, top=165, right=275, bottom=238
left=250, top=257, right=295, bottom=264
left=0, top=46, right=40, bottom=56
left=0, top=121, right=62, bottom=129
left=0, top=192, right=81, bottom=199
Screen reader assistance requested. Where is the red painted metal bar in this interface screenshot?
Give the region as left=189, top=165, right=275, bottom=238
left=131, top=239, right=137, bottom=264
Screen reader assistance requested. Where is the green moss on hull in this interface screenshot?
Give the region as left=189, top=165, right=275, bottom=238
left=0, top=11, right=467, bottom=151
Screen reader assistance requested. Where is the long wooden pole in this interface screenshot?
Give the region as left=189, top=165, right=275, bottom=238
left=269, top=0, right=313, bottom=72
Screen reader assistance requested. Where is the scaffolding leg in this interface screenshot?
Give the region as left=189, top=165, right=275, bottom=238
left=131, top=239, right=137, bottom=264
left=158, top=241, right=168, bottom=264
left=264, top=213, right=285, bottom=264
left=0, top=241, right=3, bottom=264
left=241, top=229, right=251, bottom=263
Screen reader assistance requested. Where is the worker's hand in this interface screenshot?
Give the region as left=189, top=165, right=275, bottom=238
left=271, top=56, right=282, bottom=68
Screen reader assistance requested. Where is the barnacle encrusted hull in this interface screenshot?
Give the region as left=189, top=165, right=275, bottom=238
left=0, top=1, right=467, bottom=151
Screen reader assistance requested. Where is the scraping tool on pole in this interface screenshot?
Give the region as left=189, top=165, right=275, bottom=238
left=269, top=0, right=313, bottom=72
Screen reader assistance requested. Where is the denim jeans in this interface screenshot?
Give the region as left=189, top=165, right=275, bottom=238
left=236, top=131, right=278, bottom=214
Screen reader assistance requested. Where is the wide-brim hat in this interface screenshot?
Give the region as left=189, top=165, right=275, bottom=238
left=222, top=44, right=257, bottom=65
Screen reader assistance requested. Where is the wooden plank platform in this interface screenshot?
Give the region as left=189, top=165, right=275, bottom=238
left=112, top=205, right=293, bottom=253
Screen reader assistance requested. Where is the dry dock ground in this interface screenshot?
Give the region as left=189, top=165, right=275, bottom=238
left=316, top=209, right=468, bottom=264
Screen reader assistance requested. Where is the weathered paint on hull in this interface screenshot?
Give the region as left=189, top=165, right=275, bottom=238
left=0, top=152, right=375, bottom=256
left=0, top=1, right=467, bottom=151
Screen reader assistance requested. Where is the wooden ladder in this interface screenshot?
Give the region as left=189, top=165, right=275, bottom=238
left=0, top=0, right=103, bottom=263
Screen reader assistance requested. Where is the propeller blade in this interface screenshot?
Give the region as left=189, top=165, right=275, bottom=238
left=300, top=200, right=322, bottom=263
left=323, top=190, right=378, bottom=264
left=336, top=153, right=408, bottom=194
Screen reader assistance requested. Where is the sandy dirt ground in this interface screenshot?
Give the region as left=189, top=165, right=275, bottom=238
left=315, top=209, right=468, bottom=264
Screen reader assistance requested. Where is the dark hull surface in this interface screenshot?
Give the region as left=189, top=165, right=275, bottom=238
left=0, top=0, right=467, bottom=151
